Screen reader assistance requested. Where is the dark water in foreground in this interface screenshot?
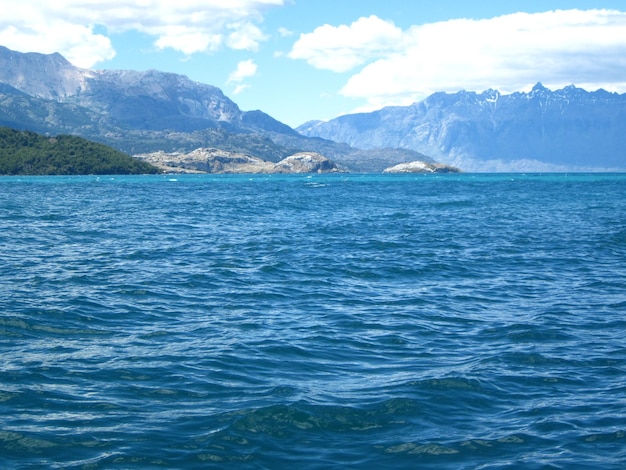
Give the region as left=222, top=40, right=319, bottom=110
left=1, top=173, right=625, bottom=469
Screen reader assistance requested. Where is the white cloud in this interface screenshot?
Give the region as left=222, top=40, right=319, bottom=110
left=288, top=15, right=404, bottom=72
left=227, top=59, right=258, bottom=94
left=154, top=29, right=223, bottom=55
left=0, top=2, right=116, bottom=67
left=232, top=84, right=251, bottom=95
left=228, top=59, right=258, bottom=83
left=0, top=0, right=284, bottom=67
left=288, top=9, right=626, bottom=110
left=226, top=22, right=267, bottom=51
left=278, top=27, right=293, bottom=37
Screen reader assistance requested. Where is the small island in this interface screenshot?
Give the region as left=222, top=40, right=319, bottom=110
left=0, top=127, right=159, bottom=175
left=383, top=161, right=461, bottom=173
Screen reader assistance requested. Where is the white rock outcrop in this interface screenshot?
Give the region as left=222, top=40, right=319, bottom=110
left=134, top=149, right=346, bottom=174
left=383, top=161, right=460, bottom=173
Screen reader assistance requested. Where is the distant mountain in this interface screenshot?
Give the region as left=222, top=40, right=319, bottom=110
left=297, top=83, right=626, bottom=171
left=0, top=46, right=432, bottom=172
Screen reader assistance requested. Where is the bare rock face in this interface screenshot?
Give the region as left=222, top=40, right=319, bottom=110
left=134, top=148, right=272, bottom=173
left=272, top=152, right=345, bottom=173
left=383, top=161, right=460, bottom=173
left=0, top=46, right=91, bottom=99
left=134, top=149, right=345, bottom=174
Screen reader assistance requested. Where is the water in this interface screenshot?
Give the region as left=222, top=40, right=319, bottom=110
left=1, top=173, right=625, bottom=469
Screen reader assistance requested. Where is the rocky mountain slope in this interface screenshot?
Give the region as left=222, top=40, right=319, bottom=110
left=0, top=46, right=289, bottom=135
left=298, top=83, right=626, bottom=171
left=0, top=46, right=433, bottom=172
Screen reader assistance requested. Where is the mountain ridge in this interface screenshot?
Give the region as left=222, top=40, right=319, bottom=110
left=297, top=82, right=626, bottom=171
left=3, top=46, right=623, bottom=172
left=0, top=46, right=433, bottom=172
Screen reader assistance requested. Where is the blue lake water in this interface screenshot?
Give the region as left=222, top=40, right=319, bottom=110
left=1, top=173, right=625, bottom=468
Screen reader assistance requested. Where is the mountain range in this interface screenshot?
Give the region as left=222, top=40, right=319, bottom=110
left=298, top=84, right=626, bottom=171
left=1, top=45, right=625, bottom=172
left=0, top=46, right=433, bottom=173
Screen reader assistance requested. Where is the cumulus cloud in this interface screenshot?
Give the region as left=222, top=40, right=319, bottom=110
left=288, top=15, right=404, bottom=73
left=0, top=0, right=284, bottom=67
left=288, top=9, right=626, bottom=110
left=226, top=22, right=267, bottom=51
left=0, top=2, right=116, bottom=67
left=228, top=59, right=258, bottom=84
left=227, top=59, right=258, bottom=94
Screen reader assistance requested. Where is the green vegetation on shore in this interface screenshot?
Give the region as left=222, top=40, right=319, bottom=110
left=0, top=127, right=158, bottom=175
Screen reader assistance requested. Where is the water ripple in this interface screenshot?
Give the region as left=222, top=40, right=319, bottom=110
left=1, top=174, right=625, bottom=468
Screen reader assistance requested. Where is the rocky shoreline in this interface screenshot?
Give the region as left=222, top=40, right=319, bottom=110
left=134, top=149, right=347, bottom=174
left=135, top=148, right=460, bottom=174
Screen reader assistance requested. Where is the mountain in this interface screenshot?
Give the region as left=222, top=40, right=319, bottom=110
left=297, top=83, right=626, bottom=171
left=0, top=45, right=298, bottom=140
left=0, top=45, right=283, bottom=133
left=0, top=46, right=433, bottom=172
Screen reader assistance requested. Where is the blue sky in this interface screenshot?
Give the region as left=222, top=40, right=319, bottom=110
left=2, top=1, right=626, bottom=127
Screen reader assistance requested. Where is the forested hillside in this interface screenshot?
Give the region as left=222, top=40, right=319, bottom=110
left=0, top=127, right=158, bottom=175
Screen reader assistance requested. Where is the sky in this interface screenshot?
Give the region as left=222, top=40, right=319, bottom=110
left=2, top=0, right=626, bottom=127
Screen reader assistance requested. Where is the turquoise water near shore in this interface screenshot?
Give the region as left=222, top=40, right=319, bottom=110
left=1, top=173, right=625, bottom=468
